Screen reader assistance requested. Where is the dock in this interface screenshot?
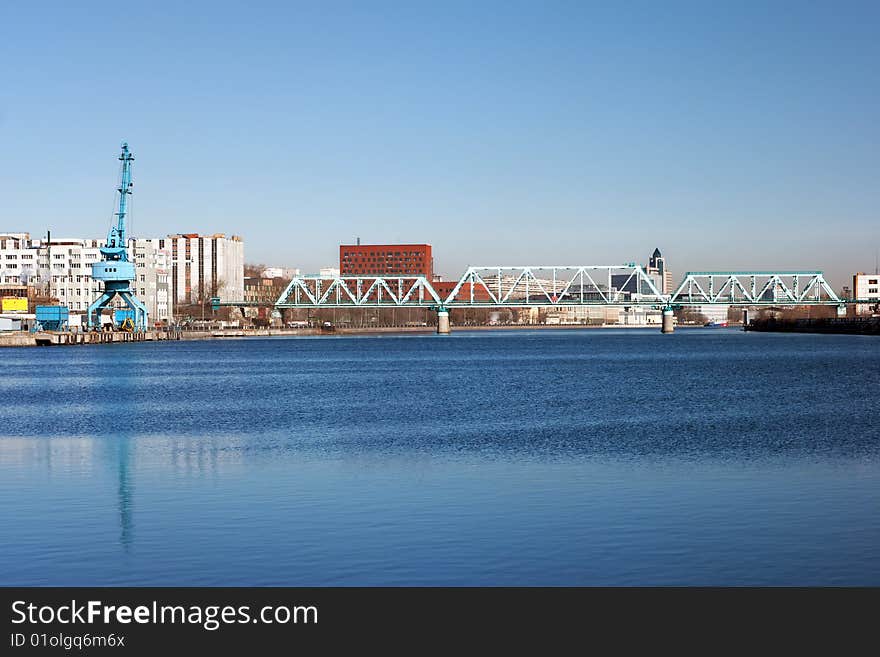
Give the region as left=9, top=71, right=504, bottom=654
left=1, top=330, right=185, bottom=347
left=745, top=316, right=880, bottom=335
left=0, top=327, right=324, bottom=347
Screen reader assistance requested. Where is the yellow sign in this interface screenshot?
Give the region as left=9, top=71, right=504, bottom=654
left=1, top=297, right=28, bottom=313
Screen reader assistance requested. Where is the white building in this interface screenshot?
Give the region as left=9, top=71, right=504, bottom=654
left=262, top=267, right=300, bottom=279
left=694, top=304, right=729, bottom=324
left=146, top=234, right=244, bottom=307
left=536, top=306, right=664, bottom=326
left=2, top=232, right=244, bottom=321
left=853, top=272, right=880, bottom=315
left=2, top=231, right=246, bottom=322
left=0, top=233, right=37, bottom=286
left=0, top=234, right=173, bottom=323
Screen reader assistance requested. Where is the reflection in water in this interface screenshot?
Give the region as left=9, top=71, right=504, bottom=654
left=115, top=437, right=133, bottom=551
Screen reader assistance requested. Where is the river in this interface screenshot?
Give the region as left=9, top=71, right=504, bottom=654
left=1, top=328, right=878, bottom=585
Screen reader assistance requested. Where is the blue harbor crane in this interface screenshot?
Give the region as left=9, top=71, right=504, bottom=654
left=86, top=142, right=148, bottom=332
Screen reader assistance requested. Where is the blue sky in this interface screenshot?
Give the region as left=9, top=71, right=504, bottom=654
left=1, top=1, right=877, bottom=287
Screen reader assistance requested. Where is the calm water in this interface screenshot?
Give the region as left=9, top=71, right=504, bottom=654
left=1, top=328, right=879, bottom=585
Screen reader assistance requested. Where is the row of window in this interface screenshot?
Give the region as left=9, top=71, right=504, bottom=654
left=344, top=258, right=426, bottom=264
left=2, top=252, right=155, bottom=261
left=342, top=251, right=425, bottom=258
left=343, top=268, right=428, bottom=274
left=58, top=288, right=149, bottom=297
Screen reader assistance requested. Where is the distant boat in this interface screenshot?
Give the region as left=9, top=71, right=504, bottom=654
left=704, top=320, right=729, bottom=328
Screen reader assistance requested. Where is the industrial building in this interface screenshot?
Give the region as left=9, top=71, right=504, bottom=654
left=0, top=232, right=172, bottom=323
left=432, top=281, right=493, bottom=302
left=1, top=231, right=246, bottom=324
left=340, top=243, right=433, bottom=279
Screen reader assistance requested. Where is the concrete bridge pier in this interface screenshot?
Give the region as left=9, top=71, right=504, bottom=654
left=661, top=307, right=675, bottom=334
left=742, top=308, right=749, bottom=329
left=437, top=309, right=451, bottom=334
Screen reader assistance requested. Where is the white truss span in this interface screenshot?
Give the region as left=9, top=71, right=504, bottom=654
left=275, top=267, right=842, bottom=308
left=275, top=275, right=442, bottom=307
left=443, top=265, right=665, bottom=306
left=669, top=271, right=840, bottom=305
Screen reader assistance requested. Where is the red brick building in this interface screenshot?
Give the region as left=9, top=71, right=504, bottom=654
left=432, top=281, right=493, bottom=302
left=339, top=244, right=433, bottom=279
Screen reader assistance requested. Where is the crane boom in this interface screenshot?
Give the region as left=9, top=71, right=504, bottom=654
left=102, top=142, right=134, bottom=260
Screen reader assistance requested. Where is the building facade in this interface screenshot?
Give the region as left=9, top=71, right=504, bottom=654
left=0, top=233, right=172, bottom=323
left=339, top=243, right=433, bottom=279
left=853, top=272, right=880, bottom=314
left=0, top=231, right=246, bottom=323
left=243, top=276, right=288, bottom=305
left=645, top=247, right=674, bottom=294
left=146, top=234, right=244, bottom=308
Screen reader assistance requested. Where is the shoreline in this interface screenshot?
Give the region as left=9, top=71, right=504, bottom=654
left=0, top=322, right=725, bottom=348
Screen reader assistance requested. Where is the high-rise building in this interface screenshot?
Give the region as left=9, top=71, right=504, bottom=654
left=339, top=243, right=433, bottom=279
left=145, top=234, right=244, bottom=308
left=645, top=247, right=674, bottom=294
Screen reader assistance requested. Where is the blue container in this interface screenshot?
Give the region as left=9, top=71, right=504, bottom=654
left=114, top=309, right=135, bottom=327
left=35, top=305, right=70, bottom=331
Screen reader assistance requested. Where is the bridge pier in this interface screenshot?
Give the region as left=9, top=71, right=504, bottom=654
left=661, top=307, right=674, bottom=334
left=437, top=309, right=451, bottom=334
left=742, top=308, right=749, bottom=329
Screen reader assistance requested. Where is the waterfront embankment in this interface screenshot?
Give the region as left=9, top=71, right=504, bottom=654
left=745, top=317, right=880, bottom=335
left=0, top=326, right=431, bottom=347
left=0, top=322, right=711, bottom=347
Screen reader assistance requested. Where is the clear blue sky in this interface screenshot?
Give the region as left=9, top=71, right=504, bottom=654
left=1, top=0, right=877, bottom=287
